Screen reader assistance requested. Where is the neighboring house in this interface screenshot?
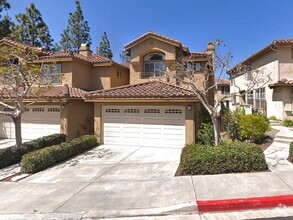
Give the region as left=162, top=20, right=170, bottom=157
left=228, top=39, right=293, bottom=120
left=0, top=38, right=129, bottom=140
left=85, top=31, right=215, bottom=147
left=216, top=78, right=230, bottom=107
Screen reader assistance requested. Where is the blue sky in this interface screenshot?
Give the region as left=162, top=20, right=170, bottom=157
left=5, top=0, right=293, bottom=65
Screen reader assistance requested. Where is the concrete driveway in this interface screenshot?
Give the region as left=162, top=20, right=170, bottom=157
left=0, top=144, right=197, bottom=218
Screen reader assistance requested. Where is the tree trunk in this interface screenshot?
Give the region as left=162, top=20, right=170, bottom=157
left=211, top=114, right=220, bottom=146
left=13, top=115, right=22, bottom=147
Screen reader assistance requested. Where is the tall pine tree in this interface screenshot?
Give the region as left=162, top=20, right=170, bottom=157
left=98, top=32, right=113, bottom=59
left=0, top=0, right=13, bottom=39
left=61, top=0, right=91, bottom=51
left=11, top=3, right=53, bottom=50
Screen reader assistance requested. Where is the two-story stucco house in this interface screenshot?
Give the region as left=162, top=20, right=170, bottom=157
left=229, top=39, right=293, bottom=120
left=85, top=31, right=215, bottom=147
left=0, top=38, right=129, bottom=140
left=0, top=31, right=214, bottom=147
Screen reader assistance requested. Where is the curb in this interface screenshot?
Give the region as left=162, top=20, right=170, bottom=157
left=197, top=195, right=293, bottom=212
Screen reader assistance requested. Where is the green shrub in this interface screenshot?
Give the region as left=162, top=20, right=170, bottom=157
left=223, top=109, right=242, bottom=141
left=179, top=141, right=267, bottom=175
left=269, top=116, right=277, bottom=120
left=288, top=142, right=293, bottom=163
left=282, top=119, right=293, bottom=127
left=21, top=135, right=97, bottom=173
left=197, top=123, right=214, bottom=146
left=0, top=133, right=67, bottom=169
left=239, top=115, right=270, bottom=143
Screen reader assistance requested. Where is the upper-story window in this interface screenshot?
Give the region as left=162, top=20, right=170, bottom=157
left=221, top=86, right=230, bottom=95
left=143, top=53, right=166, bottom=78
left=41, top=63, right=62, bottom=84
left=186, top=62, right=202, bottom=72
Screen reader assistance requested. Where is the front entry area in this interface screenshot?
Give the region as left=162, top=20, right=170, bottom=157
left=103, top=106, right=185, bottom=148
left=0, top=105, right=61, bottom=140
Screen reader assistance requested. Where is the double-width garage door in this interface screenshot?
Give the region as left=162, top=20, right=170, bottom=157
left=0, top=105, right=60, bottom=140
left=103, top=106, right=185, bottom=148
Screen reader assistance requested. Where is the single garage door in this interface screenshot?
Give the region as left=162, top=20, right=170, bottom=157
left=103, top=106, right=185, bottom=148
left=0, top=105, right=60, bottom=140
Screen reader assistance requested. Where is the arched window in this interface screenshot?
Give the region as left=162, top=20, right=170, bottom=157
left=143, top=53, right=166, bottom=78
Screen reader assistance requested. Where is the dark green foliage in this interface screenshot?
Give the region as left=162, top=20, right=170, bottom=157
left=0, top=0, right=10, bottom=13
left=0, top=15, right=12, bottom=38
left=61, top=0, right=91, bottom=51
left=197, top=123, right=214, bottom=146
left=240, top=115, right=270, bottom=143
left=120, top=50, right=130, bottom=63
left=0, top=0, right=12, bottom=39
left=179, top=141, right=268, bottom=175
left=0, top=133, right=67, bottom=169
left=98, top=32, right=113, bottom=59
left=21, top=135, right=97, bottom=173
left=288, top=142, right=293, bottom=163
left=223, top=108, right=242, bottom=141
left=10, top=3, right=53, bottom=50
left=282, top=119, right=293, bottom=127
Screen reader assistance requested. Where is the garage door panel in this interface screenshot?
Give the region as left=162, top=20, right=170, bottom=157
left=0, top=105, right=60, bottom=139
left=103, top=106, right=185, bottom=148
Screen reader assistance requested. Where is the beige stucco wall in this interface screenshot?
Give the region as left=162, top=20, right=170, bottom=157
left=110, top=65, right=130, bottom=88
left=94, top=101, right=197, bottom=145
left=129, top=38, right=177, bottom=85
left=278, top=47, right=293, bottom=80
left=72, top=60, right=92, bottom=90
left=230, top=50, right=281, bottom=118
left=61, top=61, right=73, bottom=86
left=64, top=101, right=94, bottom=140
left=272, top=87, right=293, bottom=120
left=91, top=66, right=111, bottom=90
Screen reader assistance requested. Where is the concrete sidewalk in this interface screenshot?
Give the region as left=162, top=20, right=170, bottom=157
left=0, top=144, right=292, bottom=219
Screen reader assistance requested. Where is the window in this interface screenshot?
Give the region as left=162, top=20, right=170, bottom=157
left=32, top=108, right=44, bottom=112
left=247, top=91, right=254, bottom=105
left=165, top=109, right=182, bottom=114
left=105, top=109, right=120, bottom=113
left=48, top=108, right=60, bottom=112
left=42, top=63, right=62, bottom=84
left=117, top=70, right=122, bottom=78
left=143, top=53, right=166, bottom=78
left=221, top=86, right=230, bottom=95
left=186, top=62, right=202, bottom=72
left=144, top=109, right=160, bottom=114
left=124, top=109, right=139, bottom=113
left=255, top=88, right=266, bottom=111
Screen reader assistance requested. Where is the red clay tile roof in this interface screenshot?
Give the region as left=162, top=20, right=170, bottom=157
left=124, top=31, right=189, bottom=52
left=86, top=81, right=197, bottom=99
left=1, top=85, right=86, bottom=99
left=38, top=51, right=129, bottom=69
left=0, top=37, right=50, bottom=56
left=229, top=39, right=293, bottom=73
left=216, top=78, right=230, bottom=85
left=269, top=79, right=293, bottom=88
left=185, top=52, right=208, bottom=60
left=38, top=51, right=111, bottom=64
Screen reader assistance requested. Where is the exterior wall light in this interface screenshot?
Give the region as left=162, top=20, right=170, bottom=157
left=61, top=104, right=66, bottom=109
left=187, top=105, right=192, bottom=111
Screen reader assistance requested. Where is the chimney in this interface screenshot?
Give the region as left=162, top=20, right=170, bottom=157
left=96, top=46, right=99, bottom=54
left=206, top=42, right=215, bottom=56
left=79, top=43, right=92, bottom=56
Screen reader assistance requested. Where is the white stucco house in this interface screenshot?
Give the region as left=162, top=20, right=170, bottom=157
left=228, top=39, right=293, bottom=120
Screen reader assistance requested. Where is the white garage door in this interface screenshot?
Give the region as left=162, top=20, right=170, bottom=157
left=103, top=106, right=185, bottom=148
left=0, top=105, right=60, bottom=140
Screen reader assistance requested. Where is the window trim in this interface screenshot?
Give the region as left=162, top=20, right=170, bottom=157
left=143, top=53, right=166, bottom=78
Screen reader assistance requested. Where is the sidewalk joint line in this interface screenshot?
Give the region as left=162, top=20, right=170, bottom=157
left=274, top=172, right=293, bottom=192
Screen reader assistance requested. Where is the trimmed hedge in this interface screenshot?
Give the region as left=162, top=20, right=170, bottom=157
left=289, top=142, right=293, bottom=163
left=0, top=133, right=67, bottom=169
left=21, top=135, right=97, bottom=173
left=178, top=141, right=268, bottom=175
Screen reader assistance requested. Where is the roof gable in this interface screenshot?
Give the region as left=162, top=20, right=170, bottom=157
left=124, top=31, right=189, bottom=52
